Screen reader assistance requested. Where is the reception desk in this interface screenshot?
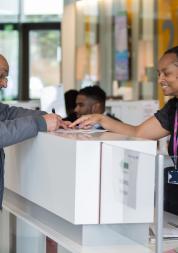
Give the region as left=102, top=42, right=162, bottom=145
left=3, top=131, right=157, bottom=251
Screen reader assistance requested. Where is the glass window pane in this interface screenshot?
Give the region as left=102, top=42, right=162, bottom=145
left=23, top=0, right=63, bottom=22
left=29, top=30, right=61, bottom=99
left=0, top=0, right=19, bottom=23
left=0, top=30, right=18, bottom=100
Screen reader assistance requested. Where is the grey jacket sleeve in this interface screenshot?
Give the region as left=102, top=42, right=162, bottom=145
left=0, top=102, right=47, bottom=120
left=0, top=103, right=47, bottom=148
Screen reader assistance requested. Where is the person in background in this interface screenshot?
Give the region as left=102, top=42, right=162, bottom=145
left=70, top=45, right=178, bottom=158
left=0, top=54, right=67, bottom=209
left=73, top=84, right=120, bottom=125
left=74, top=85, right=106, bottom=118
left=64, top=89, right=78, bottom=122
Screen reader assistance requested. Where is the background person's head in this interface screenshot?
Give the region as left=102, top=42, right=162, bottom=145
left=74, top=85, right=106, bottom=118
left=0, top=55, right=9, bottom=89
left=158, top=46, right=178, bottom=97
left=64, top=89, right=78, bottom=116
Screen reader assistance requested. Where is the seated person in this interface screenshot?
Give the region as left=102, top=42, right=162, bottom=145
left=75, top=85, right=105, bottom=118
left=64, top=89, right=78, bottom=122
left=73, top=84, right=120, bottom=124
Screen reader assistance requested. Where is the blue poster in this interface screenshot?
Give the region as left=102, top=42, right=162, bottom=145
left=115, top=12, right=129, bottom=81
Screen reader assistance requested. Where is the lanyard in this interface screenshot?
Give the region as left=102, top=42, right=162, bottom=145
left=173, top=110, right=178, bottom=157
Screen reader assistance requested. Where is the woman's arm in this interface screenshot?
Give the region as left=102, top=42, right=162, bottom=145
left=69, top=114, right=170, bottom=140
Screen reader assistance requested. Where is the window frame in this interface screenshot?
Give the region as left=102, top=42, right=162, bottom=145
left=0, top=22, right=61, bottom=100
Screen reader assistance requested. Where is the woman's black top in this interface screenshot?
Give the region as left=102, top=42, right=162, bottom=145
left=154, top=97, right=178, bottom=156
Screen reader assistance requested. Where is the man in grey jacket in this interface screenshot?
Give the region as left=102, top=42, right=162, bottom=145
left=0, top=54, right=67, bottom=209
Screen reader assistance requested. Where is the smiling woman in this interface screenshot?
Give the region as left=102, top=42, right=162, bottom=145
left=157, top=50, right=178, bottom=97
left=70, top=46, right=178, bottom=158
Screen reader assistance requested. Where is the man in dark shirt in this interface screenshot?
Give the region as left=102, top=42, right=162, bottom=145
left=74, top=85, right=106, bottom=119
left=65, top=85, right=120, bottom=124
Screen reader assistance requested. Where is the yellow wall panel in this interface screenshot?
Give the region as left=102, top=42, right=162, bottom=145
left=157, top=0, right=178, bottom=106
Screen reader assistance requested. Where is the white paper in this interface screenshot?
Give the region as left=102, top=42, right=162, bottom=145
left=55, top=128, right=107, bottom=134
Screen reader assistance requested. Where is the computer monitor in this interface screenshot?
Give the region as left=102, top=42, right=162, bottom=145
left=40, top=84, right=66, bottom=118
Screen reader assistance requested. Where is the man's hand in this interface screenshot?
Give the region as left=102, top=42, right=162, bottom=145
left=43, top=114, right=68, bottom=131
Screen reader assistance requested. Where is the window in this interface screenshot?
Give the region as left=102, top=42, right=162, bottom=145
left=0, top=0, right=19, bottom=23
left=29, top=29, right=61, bottom=99
left=0, top=27, right=18, bottom=100
left=23, top=0, right=63, bottom=22
left=0, top=0, right=62, bottom=100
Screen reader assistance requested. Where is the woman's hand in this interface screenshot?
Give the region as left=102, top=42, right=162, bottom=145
left=69, top=114, right=104, bottom=129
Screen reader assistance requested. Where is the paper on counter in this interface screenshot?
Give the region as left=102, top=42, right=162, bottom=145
left=55, top=128, right=107, bottom=134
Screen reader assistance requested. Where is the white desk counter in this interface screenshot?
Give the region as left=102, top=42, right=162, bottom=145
left=3, top=131, right=157, bottom=250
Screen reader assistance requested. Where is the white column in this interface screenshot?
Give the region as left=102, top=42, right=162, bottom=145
left=62, top=0, right=76, bottom=91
